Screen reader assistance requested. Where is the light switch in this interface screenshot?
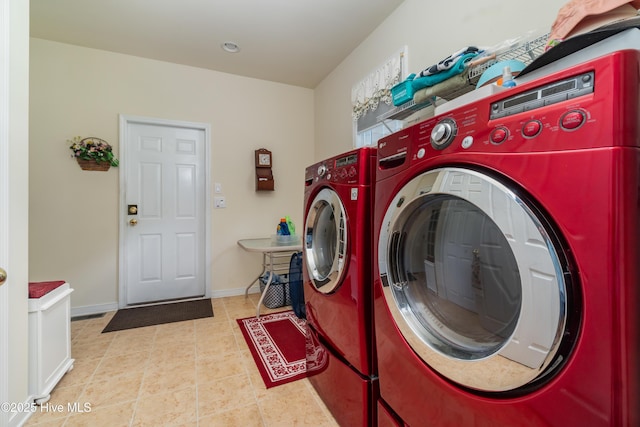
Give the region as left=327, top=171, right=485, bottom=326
left=214, top=197, right=226, bottom=208
left=214, top=183, right=222, bottom=193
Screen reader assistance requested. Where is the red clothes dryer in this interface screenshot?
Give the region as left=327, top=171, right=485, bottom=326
left=303, top=147, right=377, bottom=426
left=373, top=48, right=640, bottom=426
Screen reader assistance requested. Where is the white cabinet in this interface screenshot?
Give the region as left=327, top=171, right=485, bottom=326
left=28, top=282, right=74, bottom=404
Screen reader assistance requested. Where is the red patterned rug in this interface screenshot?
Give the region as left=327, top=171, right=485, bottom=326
left=236, top=310, right=307, bottom=388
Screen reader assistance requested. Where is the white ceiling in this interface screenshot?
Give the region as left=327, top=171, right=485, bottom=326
left=30, top=0, right=405, bottom=89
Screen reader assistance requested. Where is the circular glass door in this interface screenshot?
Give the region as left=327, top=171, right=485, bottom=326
left=305, top=188, right=347, bottom=293
left=378, top=167, right=569, bottom=392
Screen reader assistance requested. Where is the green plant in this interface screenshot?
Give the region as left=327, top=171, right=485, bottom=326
left=68, top=136, right=119, bottom=167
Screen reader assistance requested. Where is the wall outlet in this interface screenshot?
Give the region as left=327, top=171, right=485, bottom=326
left=214, top=197, right=226, bottom=208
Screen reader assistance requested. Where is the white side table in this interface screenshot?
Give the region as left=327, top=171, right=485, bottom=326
left=238, top=237, right=302, bottom=318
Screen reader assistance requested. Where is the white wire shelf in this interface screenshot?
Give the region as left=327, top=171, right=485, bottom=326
left=378, top=33, right=549, bottom=122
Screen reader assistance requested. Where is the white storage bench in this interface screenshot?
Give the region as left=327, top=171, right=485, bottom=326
left=28, top=281, right=74, bottom=404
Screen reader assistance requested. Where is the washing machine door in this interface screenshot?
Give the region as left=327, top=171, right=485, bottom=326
left=305, top=188, right=348, bottom=293
left=378, top=167, right=568, bottom=392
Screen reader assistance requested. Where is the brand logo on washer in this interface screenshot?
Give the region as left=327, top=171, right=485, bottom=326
left=351, top=188, right=358, bottom=200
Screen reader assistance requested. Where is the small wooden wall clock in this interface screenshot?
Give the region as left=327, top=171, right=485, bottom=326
left=255, top=148, right=274, bottom=191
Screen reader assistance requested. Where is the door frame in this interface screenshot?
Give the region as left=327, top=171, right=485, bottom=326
left=0, top=0, right=9, bottom=421
left=118, top=115, right=212, bottom=308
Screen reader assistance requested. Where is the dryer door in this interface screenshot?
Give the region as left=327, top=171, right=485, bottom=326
left=305, top=188, right=348, bottom=293
left=378, top=167, right=569, bottom=392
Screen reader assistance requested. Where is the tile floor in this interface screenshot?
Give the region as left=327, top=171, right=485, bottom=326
left=25, top=295, right=339, bottom=427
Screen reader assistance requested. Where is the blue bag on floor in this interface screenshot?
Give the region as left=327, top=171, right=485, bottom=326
left=288, top=251, right=305, bottom=319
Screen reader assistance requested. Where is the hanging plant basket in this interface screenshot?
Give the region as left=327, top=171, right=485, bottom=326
left=69, top=136, right=119, bottom=171
left=76, top=158, right=111, bottom=172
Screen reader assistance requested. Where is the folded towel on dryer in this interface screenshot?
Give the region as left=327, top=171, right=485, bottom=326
left=413, top=69, right=471, bottom=105
left=418, top=46, right=481, bottom=77
left=411, top=52, right=478, bottom=91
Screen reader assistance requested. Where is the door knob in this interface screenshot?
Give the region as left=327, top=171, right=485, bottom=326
left=129, top=219, right=138, bottom=226
left=0, top=268, right=6, bottom=286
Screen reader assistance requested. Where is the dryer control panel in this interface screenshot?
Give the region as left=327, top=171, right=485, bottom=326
left=489, top=71, right=594, bottom=119
left=305, top=149, right=372, bottom=186
left=323, top=152, right=359, bottom=184
left=379, top=49, right=640, bottom=165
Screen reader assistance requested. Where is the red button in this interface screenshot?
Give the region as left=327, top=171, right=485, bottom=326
left=522, top=120, right=542, bottom=138
left=490, top=127, right=508, bottom=144
left=561, top=111, right=585, bottom=130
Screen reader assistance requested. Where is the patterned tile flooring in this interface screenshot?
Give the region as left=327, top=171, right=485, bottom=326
left=24, top=295, right=339, bottom=427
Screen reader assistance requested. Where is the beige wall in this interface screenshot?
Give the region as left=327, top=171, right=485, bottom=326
left=27, top=1, right=572, bottom=314
left=314, top=0, right=567, bottom=161
left=29, top=39, right=314, bottom=313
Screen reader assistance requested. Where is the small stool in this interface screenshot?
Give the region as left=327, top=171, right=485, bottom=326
left=28, top=281, right=74, bottom=404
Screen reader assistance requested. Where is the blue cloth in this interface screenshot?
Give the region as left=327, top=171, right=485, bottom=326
left=419, top=46, right=480, bottom=77
left=411, top=52, right=478, bottom=90
left=260, top=272, right=287, bottom=285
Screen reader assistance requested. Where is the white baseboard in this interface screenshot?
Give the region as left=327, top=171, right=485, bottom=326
left=70, top=302, right=118, bottom=318
left=11, top=395, right=35, bottom=427
left=70, top=290, right=260, bottom=317
left=211, top=287, right=260, bottom=299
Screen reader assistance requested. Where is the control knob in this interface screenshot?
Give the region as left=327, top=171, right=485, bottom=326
left=560, top=110, right=586, bottom=131
left=317, top=164, right=327, bottom=177
left=430, top=118, right=457, bottom=150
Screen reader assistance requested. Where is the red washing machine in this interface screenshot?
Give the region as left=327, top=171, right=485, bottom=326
left=373, top=47, right=640, bottom=426
left=303, top=147, right=378, bottom=426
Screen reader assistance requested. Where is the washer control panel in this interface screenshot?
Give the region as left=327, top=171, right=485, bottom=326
left=490, top=71, right=594, bottom=120
left=378, top=51, right=639, bottom=166
left=310, top=153, right=360, bottom=184
left=408, top=68, right=597, bottom=156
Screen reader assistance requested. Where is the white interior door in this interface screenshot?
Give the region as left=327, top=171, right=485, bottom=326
left=0, top=162, right=7, bottom=427
left=120, top=116, right=211, bottom=306
left=0, top=1, right=9, bottom=418
left=438, top=201, right=483, bottom=311
left=1, top=0, right=11, bottom=420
